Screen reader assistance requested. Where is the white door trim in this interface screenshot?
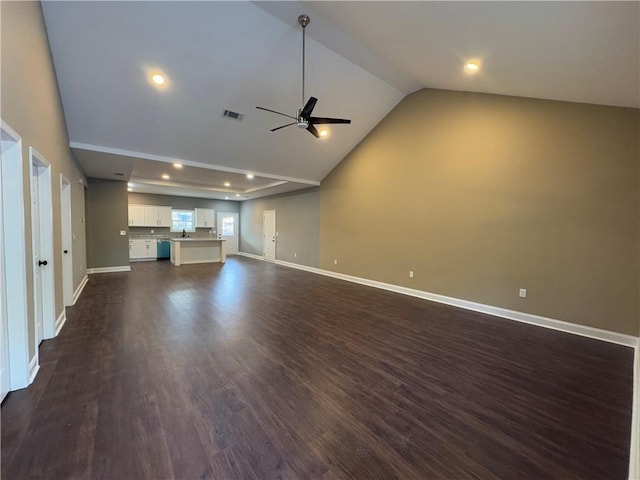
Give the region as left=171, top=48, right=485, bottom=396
left=29, top=147, right=56, bottom=343
left=60, top=174, right=73, bottom=307
left=0, top=119, right=31, bottom=390
left=0, top=129, right=8, bottom=401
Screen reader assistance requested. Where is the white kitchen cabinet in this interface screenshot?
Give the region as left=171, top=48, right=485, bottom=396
left=128, top=205, right=173, bottom=227
left=128, top=205, right=146, bottom=226
left=144, top=206, right=159, bottom=227
left=129, top=239, right=158, bottom=261
left=157, top=207, right=172, bottom=227
left=195, top=208, right=215, bottom=228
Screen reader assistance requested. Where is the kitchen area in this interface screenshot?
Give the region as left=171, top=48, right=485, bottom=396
left=127, top=196, right=239, bottom=265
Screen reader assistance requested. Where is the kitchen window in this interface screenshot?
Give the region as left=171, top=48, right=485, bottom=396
left=171, top=209, right=195, bottom=232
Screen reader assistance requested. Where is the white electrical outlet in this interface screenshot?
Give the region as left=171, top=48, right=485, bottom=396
left=519, top=288, right=527, bottom=298
left=334, top=259, right=338, bottom=265
left=409, top=271, right=414, bottom=278
left=119, top=230, right=126, bottom=236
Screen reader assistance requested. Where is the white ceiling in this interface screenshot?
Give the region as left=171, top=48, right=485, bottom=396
left=42, top=1, right=639, bottom=200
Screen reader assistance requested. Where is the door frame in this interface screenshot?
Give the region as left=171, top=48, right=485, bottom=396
left=263, top=210, right=276, bottom=262
left=1, top=119, right=31, bottom=390
left=60, top=174, right=73, bottom=308
left=0, top=128, right=8, bottom=401
left=217, top=212, right=239, bottom=255
left=29, top=147, right=56, bottom=343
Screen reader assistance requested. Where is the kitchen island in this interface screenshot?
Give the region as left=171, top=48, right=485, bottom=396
left=170, top=238, right=226, bottom=266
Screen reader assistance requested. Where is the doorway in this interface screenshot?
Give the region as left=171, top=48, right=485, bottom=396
left=30, top=148, right=55, bottom=344
left=1, top=120, right=30, bottom=391
left=217, top=212, right=238, bottom=255
left=263, top=210, right=276, bottom=262
left=60, top=175, right=73, bottom=308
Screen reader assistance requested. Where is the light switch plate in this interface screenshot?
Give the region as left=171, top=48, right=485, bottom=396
left=120, top=230, right=126, bottom=236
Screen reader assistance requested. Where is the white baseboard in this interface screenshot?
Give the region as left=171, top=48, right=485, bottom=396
left=87, top=266, right=131, bottom=274
left=630, top=340, right=640, bottom=480
left=28, top=355, right=39, bottom=385
left=72, top=274, right=88, bottom=305
left=273, top=259, right=639, bottom=348
left=238, top=252, right=264, bottom=261
left=55, top=310, right=66, bottom=336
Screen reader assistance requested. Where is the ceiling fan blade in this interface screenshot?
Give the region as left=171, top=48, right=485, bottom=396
left=270, top=122, right=296, bottom=132
left=300, top=97, right=318, bottom=119
left=306, top=124, right=320, bottom=138
left=309, top=117, right=351, bottom=125
left=256, top=106, right=297, bottom=120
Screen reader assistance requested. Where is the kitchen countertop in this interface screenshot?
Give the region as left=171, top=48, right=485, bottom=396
left=170, top=238, right=225, bottom=242
left=130, top=235, right=220, bottom=241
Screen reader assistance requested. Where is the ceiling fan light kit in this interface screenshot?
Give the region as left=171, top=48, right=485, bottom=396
left=256, top=14, right=351, bottom=139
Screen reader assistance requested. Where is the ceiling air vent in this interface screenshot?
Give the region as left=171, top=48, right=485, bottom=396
left=223, top=109, right=244, bottom=121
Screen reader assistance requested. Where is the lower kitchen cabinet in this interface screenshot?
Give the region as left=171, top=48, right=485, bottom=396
left=129, top=239, right=158, bottom=261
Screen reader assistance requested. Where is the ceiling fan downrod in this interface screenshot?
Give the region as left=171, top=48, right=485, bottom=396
left=298, top=14, right=310, bottom=110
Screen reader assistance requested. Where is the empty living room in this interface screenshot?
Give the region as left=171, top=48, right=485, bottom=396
left=1, top=1, right=639, bottom=479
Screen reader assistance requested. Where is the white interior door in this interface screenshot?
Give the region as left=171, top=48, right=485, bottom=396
left=60, top=175, right=73, bottom=306
left=30, top=148, right=55, bottom=344
left=0, top=150, right=9, bottom=401
left=217, top=212, right=238, bottom=255
left=263, top=210, right=276, bottom=262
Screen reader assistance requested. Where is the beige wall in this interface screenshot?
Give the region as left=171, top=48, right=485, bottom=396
left=320, top=89, right=640, bottom=336
left=1, top=1, right=87, bottom=358
left=240, top=189, right=319, bottom=267
left=86, top=179, right=129, bottom=269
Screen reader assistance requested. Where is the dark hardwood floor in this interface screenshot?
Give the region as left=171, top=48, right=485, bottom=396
left=1, top=257, right=634, bottom=479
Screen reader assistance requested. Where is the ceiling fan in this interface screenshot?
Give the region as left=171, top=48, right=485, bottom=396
left=256, top=14, right=351, bottom=138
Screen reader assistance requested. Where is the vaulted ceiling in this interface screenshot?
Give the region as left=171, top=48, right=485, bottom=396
left=41, top=1, right=639, bottom=200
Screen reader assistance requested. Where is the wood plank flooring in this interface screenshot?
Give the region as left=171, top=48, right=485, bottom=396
left=1, top=257, right=634, bottom=479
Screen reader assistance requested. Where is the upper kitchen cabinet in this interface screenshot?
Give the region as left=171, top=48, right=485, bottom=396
left=145, top=206, right=172, bottom=227
left=195, top=208, right=215, bottom=228
left=129, top=204, right=172, bottom=227
left=128, top=205, right=146, bottom=226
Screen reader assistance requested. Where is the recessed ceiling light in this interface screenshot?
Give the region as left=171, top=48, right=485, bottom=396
left=173, top=163, right=183, bottom=169
left=319, top=129, right=328, bottom=138
left=246, top=173, right=254, bottom=180
left=161, top=174, right=170, bottom=180
left=225, top=196, right=229, bottom=200
left=127, top=182, right=133, bottom=187
left=127, top=188, right=132, bottom=192
left=151, top=73, right=165, bottom=85
left=464, top=61, right=481, bottom=74
left=224, top=181, right=231, bottom=187
left=235, top=193, right=240, bottom=197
